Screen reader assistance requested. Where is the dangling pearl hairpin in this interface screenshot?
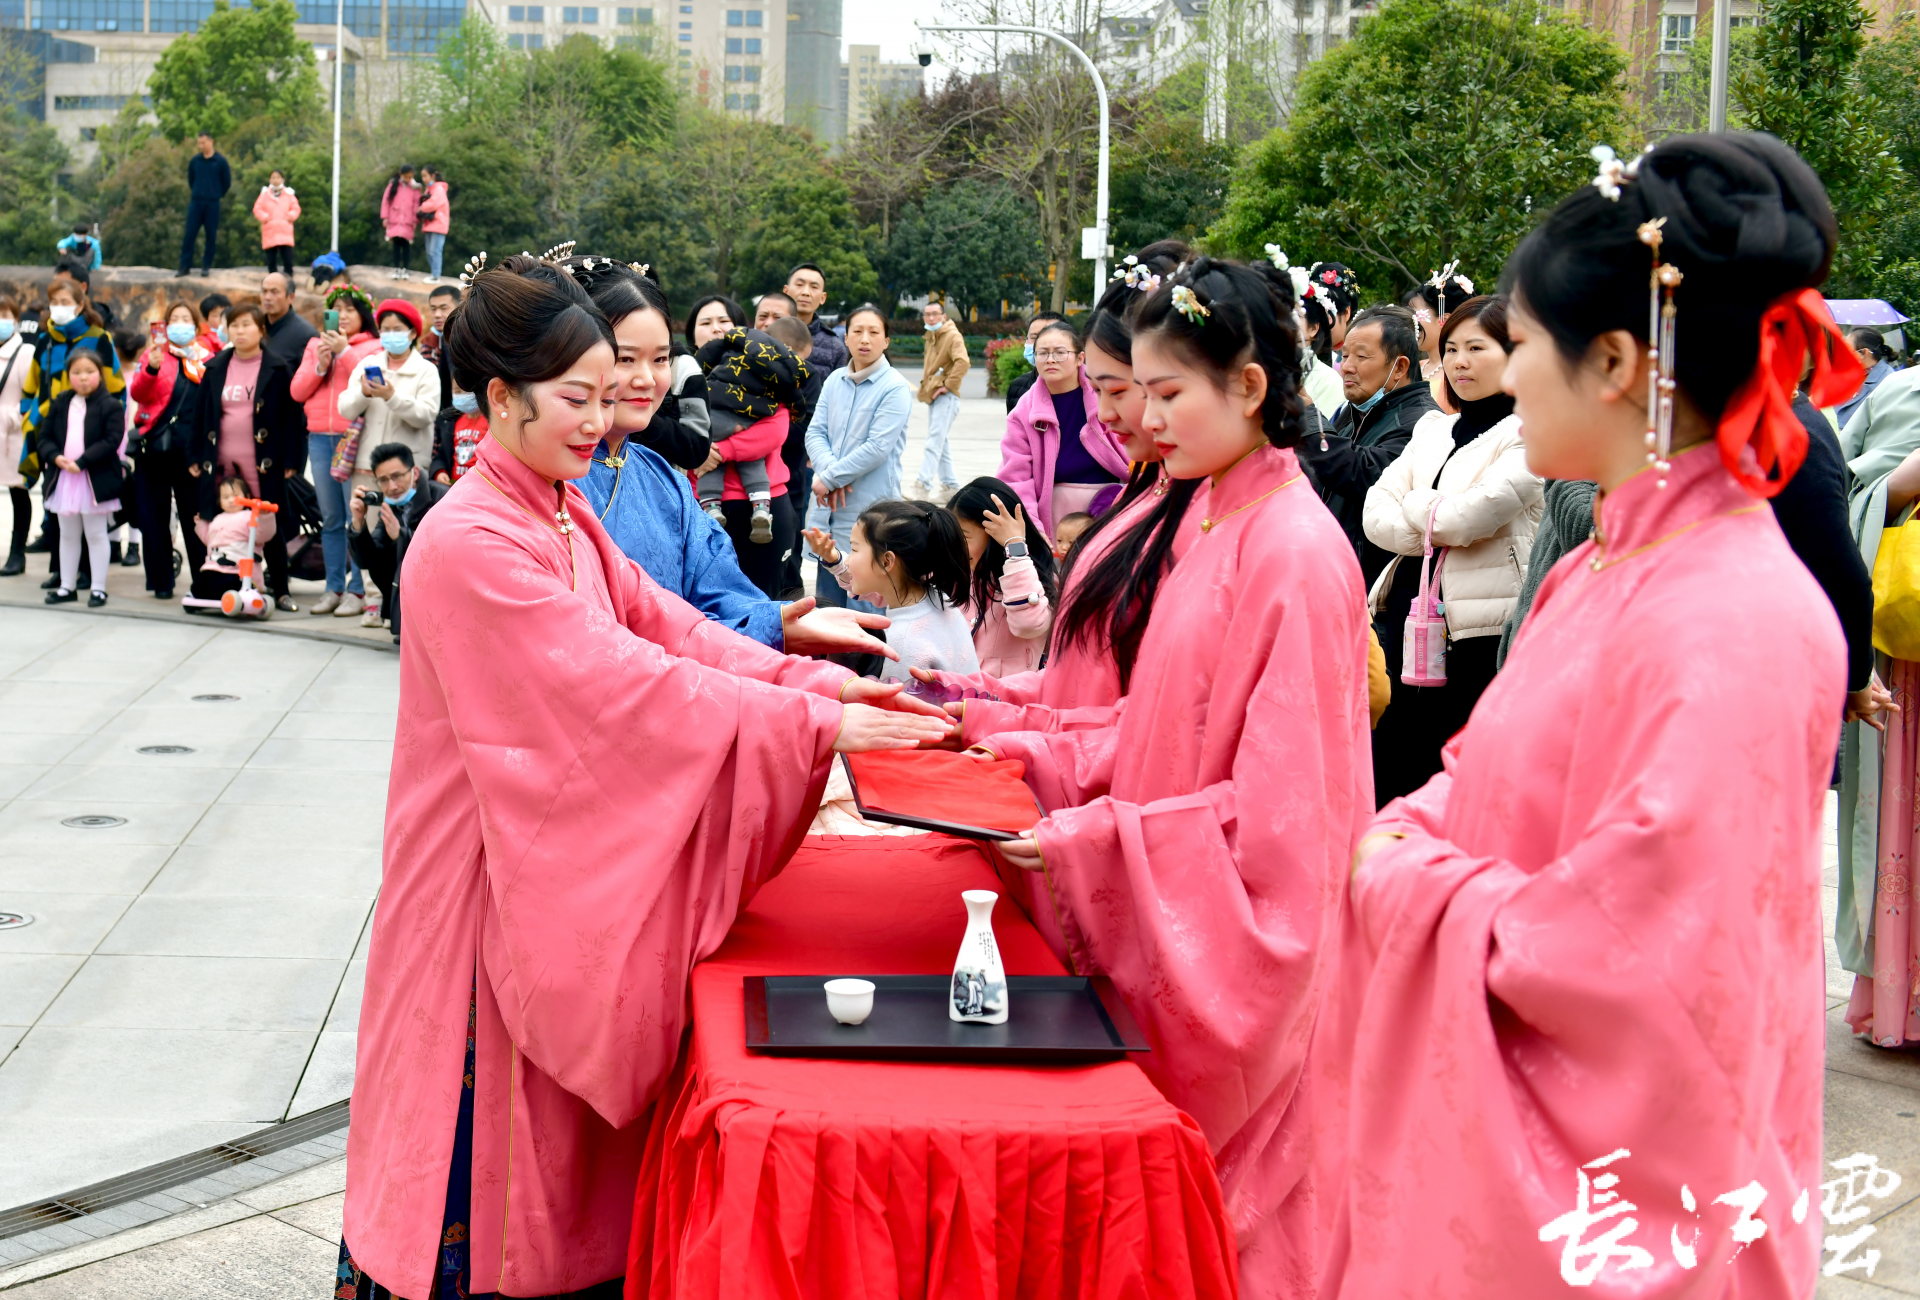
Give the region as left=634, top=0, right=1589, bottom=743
left=1637, top=217, right=1682, bottom=491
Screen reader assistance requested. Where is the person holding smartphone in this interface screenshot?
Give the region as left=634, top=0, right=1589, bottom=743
left=336, top=297, right=436, bottom=628
left=292, top=283, right=379, bottom=616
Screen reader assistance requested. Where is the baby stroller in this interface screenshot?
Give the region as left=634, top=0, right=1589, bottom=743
left=181, top=498, right=278, bottom=619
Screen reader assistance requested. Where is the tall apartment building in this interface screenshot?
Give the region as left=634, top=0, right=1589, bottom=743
left=783, top=0, right=838, bottom=139
left=838, top=41, right=920, bottom=137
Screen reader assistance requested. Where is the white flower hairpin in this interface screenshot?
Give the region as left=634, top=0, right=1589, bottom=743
left=630, top=262, right=650, bottom=276
left=458, top=252, right=488, bottom=290
left=1170, top=284, right=1210, bottom=325
left=1590, top=145, right=1626, bottom=201
left=1288, top=265, right=1310, bottom=300
left=1264, top=243, right=1289, bottom=270
left=1111, top=254, right=1161, bottom=293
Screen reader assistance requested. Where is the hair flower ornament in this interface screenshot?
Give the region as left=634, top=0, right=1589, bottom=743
left=1288, top=265, right=1310, bottom=299
left=540, top=241, right=578, bottom=264
left=1111, top=254, right=1161, bottom=292
left=1264, top=243, right=1290, bottom=270
left=1170, top=284, right=1211, bottom=325
left=630, top=262, right=650, bottom=276
left=1591, top=144, right=1626, bottom=201
left=1456, top=274, right=1474, bottom=296
left=457, top=251, right=488, bottom=290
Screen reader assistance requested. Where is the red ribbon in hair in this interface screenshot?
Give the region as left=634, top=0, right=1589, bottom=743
left=1716, top=288, right=1865, bottom=498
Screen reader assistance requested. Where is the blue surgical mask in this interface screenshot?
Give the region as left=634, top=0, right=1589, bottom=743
left=1353, top=384, right=1388, bottom=413
left=381, top=330, right=412, bottom=356
left=166, top=322, right=195, bottom=347
left=925, top=320, right=940, bottom=332
left=451, top=391, right=478, bottom=415
left=0, top=320, right=14, bottom=343
left=1023, top=341, right=1035, bottom=366
left=383, top=484, right=418, bottom=507
left=217, top=325, right=229, bottom=345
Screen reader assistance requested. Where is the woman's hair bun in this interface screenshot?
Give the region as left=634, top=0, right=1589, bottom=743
left=1134, top=255, right=1308, bottom=449
left=445, top=253, right=614, bottom=400
left=1505, top=130, right=1838, bottom=422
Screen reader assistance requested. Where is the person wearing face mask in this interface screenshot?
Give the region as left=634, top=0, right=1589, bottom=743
left=252, top=170, right=301, bottom=278
left=1361, top=294, right=1540, bottom=805
left=0, top=297, right=29, bottom=576
left=21, top=278, right=123, bottom=588
left=1297, top=303, right=1439, bottom=585
left=347, top=442, right=446, bottom=643
left=196, top=293, right=231, bottom=355
left=337, top=298, right=437, bottom=528
left=911, top=298, right=969, bottom=501
left=1003, top=310, right=1065, bottom=413
left=126, top=299, right=213, bottom=598
left=429, top=380, right=489, bottom=485
left=421, top=283, right=459, bottom=409
left=291, top=283, right=380, bottom=616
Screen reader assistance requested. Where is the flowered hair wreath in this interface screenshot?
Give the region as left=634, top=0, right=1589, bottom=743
left=1111, top=253, right=1162, bottom=294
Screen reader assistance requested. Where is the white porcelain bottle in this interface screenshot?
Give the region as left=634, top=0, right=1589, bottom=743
left=950, top=889, right=1009, bottom=1024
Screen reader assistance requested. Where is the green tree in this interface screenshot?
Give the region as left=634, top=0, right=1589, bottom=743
left=1734, top=0, right=1904, bottom=294
left=146, top=0, right=324, bottom=143
left=1210, top=0, right=1628, bottom=301
left=427, top=14, right=521, bottom=130
left=1109, top=111, right=1234, bottom=258
left=1859, top=11, right=1920, bottom=177
left=0, top=104, right=66, bottom=263
left=735, top=169, right=879, bottom=307
left=882, top=179, right=1046, bottom=318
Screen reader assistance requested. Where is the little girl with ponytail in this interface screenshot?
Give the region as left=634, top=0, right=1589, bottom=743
left=804, top=498, right=980, bottom=680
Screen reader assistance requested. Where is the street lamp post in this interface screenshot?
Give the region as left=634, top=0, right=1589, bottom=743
left=917, top=23, right=1112, bottom=295
left=1708, top=0, right=1732, bottom=131
left=329, top=0, right=345, bottom=252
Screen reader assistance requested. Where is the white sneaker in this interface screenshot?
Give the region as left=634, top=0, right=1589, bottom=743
left=907, top=480, right=930, bottom=500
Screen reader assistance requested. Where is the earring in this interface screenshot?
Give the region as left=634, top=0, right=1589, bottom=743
left=1637, top=218, right=1681, bottom=490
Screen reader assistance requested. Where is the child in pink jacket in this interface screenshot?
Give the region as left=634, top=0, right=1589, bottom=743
left=416, top=166, right=450, bottom=281
left=252, top=171, right=300, bottom=277
left=948, top=477, right=1057, bottom=677
left=378, top=165, right=422, bottom=280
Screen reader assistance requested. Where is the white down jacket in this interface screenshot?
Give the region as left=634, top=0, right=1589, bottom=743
left=1362, top=409, right=1542, bottom=640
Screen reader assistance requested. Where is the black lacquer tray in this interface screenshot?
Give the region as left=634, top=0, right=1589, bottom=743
left=743, top=974, right=1150, bottom=1063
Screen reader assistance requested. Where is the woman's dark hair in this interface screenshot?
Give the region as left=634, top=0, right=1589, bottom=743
left=1034, top=320, right=1079, bottom=352
left=684, top=294, right=744, bottom=350
left=64, top=344, right=105, bottom=375
left=1405, top=274, right=1474, bottom=319
left=226, top=302, right=268, bottom=333
left=218, top=473, right=249, bottom=497
left=855, top=498, right=970, bottom=608
left=845, top=303, right=891, bottom=336
left=1048, top=477, right=1203, bottom=692
left=325, top=285, right=375, bottom=337
left=1301, top=261, right=1358, bottom=363
left=562, top=256, right=671, bottom=327
left=163, top=297, right=204, bottom=330
left=444, top=253, right=615, bottom=402
left=1086, top=240, right=1192, bottom=368
left=1435, top=294, right=1512, bottom=407
left=1504, top=132, right=1837, bottom=424
left=1852, top=328, right=1893, bottom=364
left=1135, top=256, right=1308, bottom=451
left=382, top=165, right=415, bottom=208
left=947, top=477, right=1059, bottom=624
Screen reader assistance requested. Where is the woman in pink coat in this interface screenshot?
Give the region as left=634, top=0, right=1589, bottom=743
left=250, top=169, right=300, bottom=277
left=337, top=256, right=949, bottom=1300
left=289, top=283, right=378, bottom=614
left=1321, top=134, right=1860, bottom=1299
left=377, top=163, right=422, bottom=280
left=973, top=259, right=1374, bottom=1297
left=999, top=318, right=1130, bottom=538
left=417, top=165, right=450, bottom=281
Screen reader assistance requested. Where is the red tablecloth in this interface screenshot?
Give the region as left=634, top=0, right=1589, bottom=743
left=625, top=836, right=1238, bottom=1300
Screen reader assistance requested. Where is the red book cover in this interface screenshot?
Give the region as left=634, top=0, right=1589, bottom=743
left=841, top=750, right=1042, bottom=840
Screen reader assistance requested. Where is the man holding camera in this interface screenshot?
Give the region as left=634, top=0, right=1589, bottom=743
left=348, top=442, right=446, bottom=642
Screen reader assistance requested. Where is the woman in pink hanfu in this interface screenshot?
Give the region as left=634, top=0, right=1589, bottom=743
left=1321, top=135, right=1863, bottom=1299
left=925, top=242, right=1204, bottom=730
left=973, top=259, right=1374, bottom=1298
left=338, top=257, right=950, bottom=1300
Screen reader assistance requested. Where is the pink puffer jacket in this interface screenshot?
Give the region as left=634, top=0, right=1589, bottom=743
left=290, top=333, right=380, bottom=434
left=379, top=179, right=421, bottom=241
left=252, top=186, right=300, bottom=248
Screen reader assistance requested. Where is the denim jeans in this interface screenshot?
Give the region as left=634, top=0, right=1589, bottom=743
left=308, top=434, right=365, bottom=595
left=423, top=232, right=446, bottom=280
left=918, top=391, right=959, bottom=486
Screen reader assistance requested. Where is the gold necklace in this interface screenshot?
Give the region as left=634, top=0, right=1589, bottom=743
left=1588, top=503, right=1762, bottom=572
left=1199, top=474, right=1302, bottom=533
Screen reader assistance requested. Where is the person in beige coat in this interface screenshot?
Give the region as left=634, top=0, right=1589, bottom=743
left=1362, top=294, right=1541, bottom=805
left=336, top=297, right=436, bottom=625
left=911, top=299, right=969, bottom=500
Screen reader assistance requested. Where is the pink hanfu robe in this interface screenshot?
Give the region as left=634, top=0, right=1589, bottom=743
left=1321, top=444, right=1844, bottom=1298
left=978, top=444, right=1374, bottom=1297
left=343, top=435, right=851, bottom=1299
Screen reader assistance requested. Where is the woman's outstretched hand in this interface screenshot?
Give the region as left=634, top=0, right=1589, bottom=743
left=839, top=676, right=950, bottom=719
left=834, top=702, right=955, bottom=752
left=781, top=597, right=894, bottom=659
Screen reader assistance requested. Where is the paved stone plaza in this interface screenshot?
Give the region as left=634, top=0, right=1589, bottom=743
left=2, top=384, right=1914, bottom=1294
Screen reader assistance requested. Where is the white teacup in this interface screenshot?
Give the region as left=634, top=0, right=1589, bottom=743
left=824, top=978, right=876, bottom=1026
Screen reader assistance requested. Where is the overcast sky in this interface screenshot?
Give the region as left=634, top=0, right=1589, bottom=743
left=841, top=0, right=936, bottom=63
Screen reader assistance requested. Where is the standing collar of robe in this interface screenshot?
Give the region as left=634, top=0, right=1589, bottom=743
left=1588, top=439, right=1762, bottom=571
left=472, top=432, right=581, bottom=541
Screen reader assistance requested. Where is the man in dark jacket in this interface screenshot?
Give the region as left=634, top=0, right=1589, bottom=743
left=177, top=132, right=232, bottom=277
left=783, top=262, right=848, bottom=374
left=1296, top=304, right=1437, bottom=586
left=349, top=442, right=447, bottom=643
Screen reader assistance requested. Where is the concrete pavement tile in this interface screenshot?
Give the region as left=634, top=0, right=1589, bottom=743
left=287, top=1030, right=356, bottom=1117
left=0, top=765, right=41, bottom=799
left=0, top=799, right=210, bottom=847
left=325, top=958, right=367, bottom=1031
left=0, top=1117, right=269, bottom=1226
left=0, top=680, right=149, bottom=712
left=134, top=670, right=327, bottom=714
left=270, top=1188, right=344, bottom=1242
left=0, top=702, right=132, bottom=737
left=53, top=721, right=275, bottom=766
left=4, top=658, right=173, bottom=690
left=242, top=736, right=396, bottom=772
left=269, top=708, right=396, bottom=741
left=0, top=1200, right=256, bottom=1290
left=6, top=1227, right=86, bottom=1256
left=186, top=801, right=384, bottom=853
left=0, top=843, right=172, bottom=894
left=1828, top=1005, right=1920, bottom=1093
left=0, top=733, right=85, bottom=766
left=3, top=1210, right=339, bottom=1299
left=80, top=1202, right=159, bottom=1234
left=29, top=619, right=211, bottom=666
left=216, top=764, right=389, bottom=808
left=0, top=1237, right=40, bottom=1264
left=0, top=892, right=136, bottom=955
left=141, top=844, right=380, bottom=899
left=290, top=678, right=400, bottom=715
left=99, top=894, right=372, bottom=959
left=0, top=1026, right=312, bottom=1121
left=352, top=907, right=375, bottom=960
left=1824, top=1071, right=1920, bottom=1225
left=38, top=955, right=346, bottom=1031
left=1831, top=1194, right=1920, bottom=1294
left=0, top=953, right=85, bottom=1025
left=1818, top=1276, right=1907, bottom=1297
left=20, top=762, right=237, bottom=805
left=233, top=1155, right=345, bottom=1213
left=0, top=1024, right=27, bottom=1058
